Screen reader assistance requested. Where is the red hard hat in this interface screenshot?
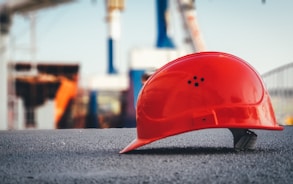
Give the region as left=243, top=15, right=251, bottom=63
left=120, top=52, right=283, bottom=153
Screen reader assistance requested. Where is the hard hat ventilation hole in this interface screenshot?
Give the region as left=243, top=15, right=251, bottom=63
left=187, top=76, right=205, bottom=87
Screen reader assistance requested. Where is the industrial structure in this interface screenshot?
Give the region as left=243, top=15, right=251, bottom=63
left=0, top=0, right=74, bottom=130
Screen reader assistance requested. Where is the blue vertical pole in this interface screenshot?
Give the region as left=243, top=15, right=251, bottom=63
left=108, top=38, right=117, bottom=74
left=86, top=90, right=99, bottom=128
left=106, top=1, right=123, bottom=74
left=156, top=0, right=175, bottom=48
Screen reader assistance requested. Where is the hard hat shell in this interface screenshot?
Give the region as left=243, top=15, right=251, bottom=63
left=120, top=52, right=283, bottom=153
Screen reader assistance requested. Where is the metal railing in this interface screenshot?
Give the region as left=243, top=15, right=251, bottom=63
left=262, top=62, right=293, bottom=125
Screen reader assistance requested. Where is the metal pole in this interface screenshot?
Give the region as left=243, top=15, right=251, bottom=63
left=156, top=0, right=175, bottom=48
left=0, top=7, right=11, bottom=130
left=105, top=0, right=124, bottom=74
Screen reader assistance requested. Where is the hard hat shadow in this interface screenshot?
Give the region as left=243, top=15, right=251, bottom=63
left=123, top=146, right=239, bottom=155
left=123, top=146, right=278, bottom=155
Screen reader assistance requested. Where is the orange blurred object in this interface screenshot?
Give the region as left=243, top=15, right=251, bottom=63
left=54, top=76, right=78, bottom=128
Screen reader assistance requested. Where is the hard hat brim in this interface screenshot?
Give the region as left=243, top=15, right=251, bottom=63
left=119, top=138, right=153, bottom=154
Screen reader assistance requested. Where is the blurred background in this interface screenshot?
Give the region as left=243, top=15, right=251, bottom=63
left=0, top=0, right=292, bottom=130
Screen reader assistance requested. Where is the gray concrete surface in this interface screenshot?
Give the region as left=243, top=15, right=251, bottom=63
left=0, top=126, right=292, bottom=184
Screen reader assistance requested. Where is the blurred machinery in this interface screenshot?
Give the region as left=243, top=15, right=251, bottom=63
left=0, top=0, right=74, bottom=129
left=12, top=62, right=79, bottom=129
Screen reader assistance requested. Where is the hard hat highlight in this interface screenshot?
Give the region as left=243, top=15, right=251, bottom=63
left=120, top=51, right=283, bottom=153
